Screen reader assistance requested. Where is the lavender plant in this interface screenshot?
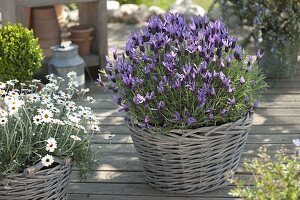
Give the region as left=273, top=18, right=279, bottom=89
left=100, top=13, right=267, bottom=131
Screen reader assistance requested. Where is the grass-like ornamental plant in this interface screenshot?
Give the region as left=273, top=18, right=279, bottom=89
left=228, top=140, right=300, bottom=200
left=100, top=13, right=267, bottom=131
left=0, top=23, right=43, bottom=82
left=0, top=72, right=99, bottom=179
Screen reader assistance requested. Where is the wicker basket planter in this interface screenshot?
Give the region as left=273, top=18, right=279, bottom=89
left=127, top=113, right=253, bottom=194
left=0, top=157, right=72, bottom=200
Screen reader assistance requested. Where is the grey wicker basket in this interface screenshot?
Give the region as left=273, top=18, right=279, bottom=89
left=0, top=157, right=72, bottom=200
left=127, top=113, right=253, bottom=194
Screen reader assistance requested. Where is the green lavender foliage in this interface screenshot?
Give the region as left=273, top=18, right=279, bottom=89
left=0, top=23, right=43, bottom=82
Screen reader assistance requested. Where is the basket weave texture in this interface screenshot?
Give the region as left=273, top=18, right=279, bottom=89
left=127, top=113, right=253, bottom=194
left=0, top=158, right=72, bottom=200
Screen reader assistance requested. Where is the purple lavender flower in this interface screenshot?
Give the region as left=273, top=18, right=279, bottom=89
left=205, top=108, right=214, bottom=120
left=145, top=91, right=155, bottom=102
left=97, top=74, right=104, bottom=86
left=226, top=55, right=232, bottom=67
left=200, top=61, right=207, bottom=73
left=220, top=58, right=225, bottom=69
left=133, top=94, right=146, bottom=105
left=210, top=86, right=216, bottom=96
left=197, top=85, right=208, bottom=108
left=234, top=45, right=242, bottom=61
left=110, top=47, right=118, bottom=60
left=240, top=76, right=246, bottom=85
left=157, top=81, right=165, bottom=93
left=112, top=94, right=122, bottom=105
left=247, top=56, right=253, bottom=66
left=228, top=97, right=236, bottom=107
left=144, top=115, right=150, bottom=129
left=221, top=108, right=228, bottom=116
left=157, top=101, right=165, bottom=111
left=173, top=111, right=182, bottom=122
left=253, top=100, right=259, bottom=110
left=187, top=80, right=196, bottom=93
left=118, top=104, right=129, bottom=112
left=187, top=117, right=197, bottom=126
left=219, top=71, right=231, bottom=89
left=256, top=49, right=264, bottom=60
left=245, top=96, right=250, bottom=104
left=182, top=64, right=192, bottom=79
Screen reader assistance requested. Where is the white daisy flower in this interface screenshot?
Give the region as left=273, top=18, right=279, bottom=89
left=33, top=115, right=42, bottom=125
left=0, top=108, right=8, bottom=117
left=8, top=105, right=20, bottom=115
left=28, top=93, right=40, bottom=103
left=41, top=154, right=54, bottom=167
left=67, top=71, right=77, bottom=78
left=0, top=82, right=5, bottom=89
left=57, top=99, right=64, bottom=105
left=5, top=80, right=15, bottom=86
left=8, top=91, right=19, bottom=99
left=86, top=96, right=95, bottom=103
left=51, top=119, right=65, bottom=125
left=32, top=79, right=41, bottom=84
left=104, top=134, right=116, bottom=140
left=91, top=124, right=100, bottom=132
left=10, top=100, right=24, bottom=107
left=4, top=96, right=14, bottom=103
left=39, top=109, right=53, bottom=123
left=46, top=138, right=57, bottom=152
left=0, top=117, right=8, bottom=125
left=68, top=114, right=81, bottom=123
left=0, top=89, right=5, bottom=95
left=79, top=109, right=91, bottom=118
left=70, top=135, right=82, bottom=141
left=68, top=81, right=79, bottom=88
left=51, top=107, right=60, bottom=113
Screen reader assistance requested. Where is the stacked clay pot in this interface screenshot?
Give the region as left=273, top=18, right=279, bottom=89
left=68, top=25, right=94, bottom=56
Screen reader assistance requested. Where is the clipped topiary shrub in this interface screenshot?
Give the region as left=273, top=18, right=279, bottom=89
left=0, top=23, right=43, bottom=82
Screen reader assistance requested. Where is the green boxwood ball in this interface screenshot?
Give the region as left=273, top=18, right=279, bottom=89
left=0, top=23, right=44, bottom=82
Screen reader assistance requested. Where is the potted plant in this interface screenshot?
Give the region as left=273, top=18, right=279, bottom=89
left=0, top=72, right=99, bottom=199
left=228, top=139, right=300, bottom=199
left=210, top=0, right=300, bottom=78
left=0, top=23, right=43, bottom=82
left=99, top=13, right=267, bottom=193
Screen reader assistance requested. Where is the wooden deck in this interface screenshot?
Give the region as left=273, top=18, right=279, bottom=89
left=68, top=74, right=300, bottom=200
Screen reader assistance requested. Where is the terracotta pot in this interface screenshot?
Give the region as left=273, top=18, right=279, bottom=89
left=68, top=25, right=94, bottom=39
left=30, top=6, right=61, bottom=57
left=69, top=36, right=93, bottom=56
left=24, top=7, right=31, bottom=27
left=54, top=4, right=65, bottom=24
left=31, top=6, right=61, bottom=39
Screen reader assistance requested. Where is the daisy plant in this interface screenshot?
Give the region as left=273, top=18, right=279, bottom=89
left=0, top=72, right=99, bottom=179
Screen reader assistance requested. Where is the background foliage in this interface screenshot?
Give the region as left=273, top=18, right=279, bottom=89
left=228, top=144, right=300, bottom=200
left=210, top=0, right=300, bottom=78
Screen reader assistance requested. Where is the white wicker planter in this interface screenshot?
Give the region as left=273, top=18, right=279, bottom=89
left=0, top=157, right=72, bottom=200
left=127, top=113, right=253, bottom=194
